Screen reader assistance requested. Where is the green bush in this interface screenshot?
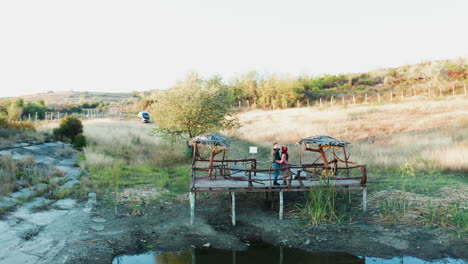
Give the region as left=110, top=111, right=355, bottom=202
left=73, top=134, right=87, bottom=150
left=54, top=116, right=83, bottom=142
left=0, top=113, right=8, bottom=128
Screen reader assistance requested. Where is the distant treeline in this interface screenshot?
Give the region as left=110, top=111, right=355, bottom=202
left=224, top=57, right=467, bottom=109
left=0, top=98, right=110, bottom=121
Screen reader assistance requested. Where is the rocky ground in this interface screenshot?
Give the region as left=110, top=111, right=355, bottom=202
left=0, top=142, right=88, bottom=264
left=1, top=143, right=466, bottom=264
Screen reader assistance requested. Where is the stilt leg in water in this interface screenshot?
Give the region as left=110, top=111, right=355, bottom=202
left=231, top=192, right=236, bottom=226
left=362, top=188, right=367, bottom=212
left=279, top=191, right=284, bottom=220
left=190, top=192, right=195, bottom=225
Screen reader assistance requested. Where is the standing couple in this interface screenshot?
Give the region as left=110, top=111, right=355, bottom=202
left=272, top=142, right=289, bottom=186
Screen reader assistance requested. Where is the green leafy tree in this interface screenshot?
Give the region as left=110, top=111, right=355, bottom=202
left=149, top=73, right=238, bottom=139
left=7, top=102, right=23, bottom=121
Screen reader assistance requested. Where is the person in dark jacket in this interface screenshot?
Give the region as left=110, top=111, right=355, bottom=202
left=272, top=142, right=281, bottom=185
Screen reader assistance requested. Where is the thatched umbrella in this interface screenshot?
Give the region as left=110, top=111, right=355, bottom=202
left=297, top=135, right=350, bottom=166
left=189, top=133, right=231, bottom=177
left=298, top=135, right=350, bottom=147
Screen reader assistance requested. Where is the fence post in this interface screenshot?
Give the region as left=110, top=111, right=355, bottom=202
left=390, top=91, right=393, bottom=102
left=330, top=97, right=333, bottom=106
left=35, top=112, right=38, bottom=122
left=439, top=86, right=443, bottom=97
left=353, top=95, right=356, bottom=105
left=238, top=101, right=241, bottom=108
left=452, top=84, right=455, bottom=96
left=307, top=100, right=309, bottom=108
left=342, top=96, right=344, bottom=105
left=413, top=88, right=416, bottom=97
left=320, top=98, right=322, bottom=107
left=465, top=83, right=467, bottom=95
left=28, top=113, right=31, bottom=122
left=365, top=94, right=368, bottom=103
left=401, top=91, right=404, bottom=99
left=378, top=93, right=381, bottom=103
left=247, top=100, right=250, bottom=109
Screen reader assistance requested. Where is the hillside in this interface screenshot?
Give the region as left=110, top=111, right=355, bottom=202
left=11, top=91, right=136, bottom=106
left=225, top=56, right=468, bottom=109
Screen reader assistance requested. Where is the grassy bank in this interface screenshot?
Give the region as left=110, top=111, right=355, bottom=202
left=77, top=120, right=190, bottom=204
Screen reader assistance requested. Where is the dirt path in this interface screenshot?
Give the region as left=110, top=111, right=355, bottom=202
left=64, top=193, right=468, bottom=263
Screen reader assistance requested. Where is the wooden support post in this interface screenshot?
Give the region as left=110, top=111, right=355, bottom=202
left=464, top=83, right=467, bottom=95
left=279, top=191, right=284, bottom=220
left=365, top=94, right=368, bottom=103
left=319, top=98, right=322, bottom=107
left=362, top=188, right=367, bottom=212
left=452, top=84, right=455, bottom=96
left=307, top=100, right=309, bottom=108
left=232, top=250, right=236, bottom=264
left=390, top=91, right=393, bottom=102
left=190, top=192, right=195, bottom=225
left=378, top=93, right=381, bottom=103
left=280, top=246, right=284, bottom=264
left=190, top=247, right=196, bottom=264
left=231, top=192, right=236, bottom=226
left=353, top=95, right=356, bottom=105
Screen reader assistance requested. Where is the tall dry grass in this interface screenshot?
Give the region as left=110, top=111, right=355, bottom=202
left=232, top=97, right=468, bottom=171
left=82, top=119, right=188, bottom=168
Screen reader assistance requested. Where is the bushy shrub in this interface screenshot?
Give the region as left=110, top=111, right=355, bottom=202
left=73, top=134, right=87, bottom=150
left=7, top=121, right=35, bottom=130
left=0, top=113, right=8, bottom=129
left=54, top=116, right=83, bottom=142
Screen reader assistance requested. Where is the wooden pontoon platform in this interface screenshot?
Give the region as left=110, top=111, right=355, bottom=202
left=188, top=134, right=368, bottom=226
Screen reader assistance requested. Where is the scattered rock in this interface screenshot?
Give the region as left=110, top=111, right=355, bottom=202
left=90, top=225, right=105, bottom=232
left=54, top=199, right=77, bottom=210
left=92, top=218, right=107, bottom=223
left=203, top=243, right=211, bottom=248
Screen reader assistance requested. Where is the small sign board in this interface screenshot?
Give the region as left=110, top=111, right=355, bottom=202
left=249, top=146, right=258, bottom=154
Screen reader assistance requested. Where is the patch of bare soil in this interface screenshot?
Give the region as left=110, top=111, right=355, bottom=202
left=64, top=192, right=467, bottom=264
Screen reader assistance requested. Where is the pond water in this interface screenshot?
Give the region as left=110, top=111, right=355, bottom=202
left=112, top=243, right=466, bottom=264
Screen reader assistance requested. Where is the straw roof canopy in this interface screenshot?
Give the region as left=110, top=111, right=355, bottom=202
left=189, top=133, right=231, bottom=148
left=298, top=135, right=350, bottom=147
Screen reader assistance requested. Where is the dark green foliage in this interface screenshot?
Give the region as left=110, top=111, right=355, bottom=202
left=54, top=116, right=83, bottom=143
left=73, top=134, right=87, bottom=150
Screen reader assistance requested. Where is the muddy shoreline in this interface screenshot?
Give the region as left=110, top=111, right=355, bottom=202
left=65, top=193, right=467, bottom=263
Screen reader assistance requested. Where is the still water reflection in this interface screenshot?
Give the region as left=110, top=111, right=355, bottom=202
left=112, top=243, right=466, bottom=264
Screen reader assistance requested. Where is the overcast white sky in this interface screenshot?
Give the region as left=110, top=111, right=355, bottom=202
left=0, top=0, right=467, bottom=97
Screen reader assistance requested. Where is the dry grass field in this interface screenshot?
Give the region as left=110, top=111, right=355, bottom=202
left=232, top=96, right=468, bottom=171
left=82, top=119, right=187, bottom=168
